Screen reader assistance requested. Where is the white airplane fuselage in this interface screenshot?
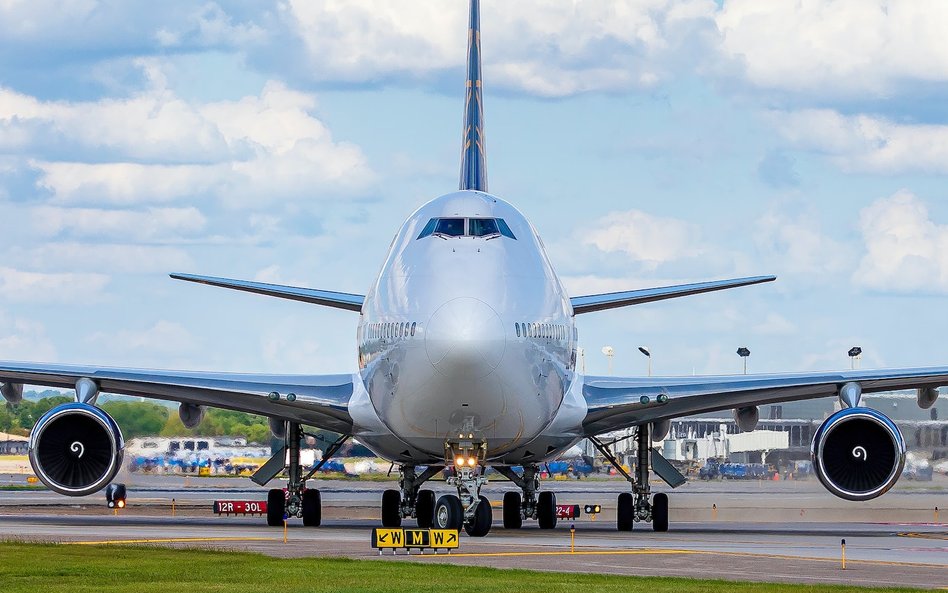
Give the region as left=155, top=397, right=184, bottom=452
left=352, top=190, right=587, bottom=465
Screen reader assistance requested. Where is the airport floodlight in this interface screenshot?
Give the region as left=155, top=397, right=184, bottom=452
left=848, top=346, right=862, bottom=369
left=601, top=346, right=615, bottom=375
left=638, top=346, right=652, bottom=376
left=737, top=347, right=750, bottom=374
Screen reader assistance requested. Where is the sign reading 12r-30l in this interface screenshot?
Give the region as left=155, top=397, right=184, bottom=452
left=371, top=528, right=459, bottom=552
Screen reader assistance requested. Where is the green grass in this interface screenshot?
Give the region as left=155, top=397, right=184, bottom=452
left=0, top=485, right=45, bottom=491
left=0, top=542, right=923, bottom=593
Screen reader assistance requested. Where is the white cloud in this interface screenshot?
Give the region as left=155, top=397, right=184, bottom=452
left=0, top=310, right=57, bottom=361
left=717, top=0, right=948, bottom=96
left=9, top=244, right=193, bottom=275
left=854, top=190, right=948, bottom=293
left=751, top=312, right=796, bottom=336
left=768, top=109, right=948, bottom=174
left=87, top=320, right=197, bottom=357
left=0, top=267, right=108, bottom=303
left=2, top=77, right=373, bottom=206
left=284, top=0, right=717, bottom=97
left=583, top=210, right=701, bottom=270
left=31, top=206, right=206, bottom=240
left=753, top=204, right=854, bottom=278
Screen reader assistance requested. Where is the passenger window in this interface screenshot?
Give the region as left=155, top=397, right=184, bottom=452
left=411, top=322, right=416, bottom=336
left=515, top=323, right=521, bottom=338
left=470, top=218, right=500, bottom=237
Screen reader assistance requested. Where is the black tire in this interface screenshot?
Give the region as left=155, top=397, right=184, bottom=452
left=266, top=488, right=285, bottom=527
left=415, top=489, right=436, bottom=528
left=617, top=492, right=634, bottom=532
left=433, top=494, right=464, bottom=530
left=537, top=491, right=557, bottom=529
left=302, top=489, right=321, bottom=527
left=652, top=492, right=668, bottom=532
left=464, top=495, right=492, bottom=537
left=502, top=491, right=522, bottom=529
left=381, top=489, right=402, bottom=527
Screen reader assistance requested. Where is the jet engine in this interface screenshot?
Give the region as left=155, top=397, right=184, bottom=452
left=811, top=407, right=905, bottom=501
left=28, top=403, right=124, bottom=496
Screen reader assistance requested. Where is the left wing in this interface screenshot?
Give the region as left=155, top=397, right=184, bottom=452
left=0, top=361, right=354, bottom=433
left=582, top=367, right=946, bottom=435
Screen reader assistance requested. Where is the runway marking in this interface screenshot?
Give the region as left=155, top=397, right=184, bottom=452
left=421, top=546, right=948, bottom=568
left=63, top=537, right=276, bottom=545
left=899, top=531, right=948, bottom=541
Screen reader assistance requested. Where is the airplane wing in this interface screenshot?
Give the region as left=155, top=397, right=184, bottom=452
left=581, top=367, right=946, bottom=435
left=570, top=276, right=776, bottom=314
left=170, top=273, right=364, bottom=312
left=0, top=361, right=354, bottom=433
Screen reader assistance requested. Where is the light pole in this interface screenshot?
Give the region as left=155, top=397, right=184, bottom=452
left=848, top=346, right=862, bottom=370
left=737, top=346, right=750, bottom=374
left=638, top=346, right=651, bottom=377
left=601, top=346, right=615, bottom=375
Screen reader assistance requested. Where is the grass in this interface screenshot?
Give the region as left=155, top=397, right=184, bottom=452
left=0, top=485, right=45, bottom=491
left=0, top=542, right=924, bottom=593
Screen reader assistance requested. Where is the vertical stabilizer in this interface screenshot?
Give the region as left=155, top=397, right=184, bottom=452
left=459, top=0, right=487, bottom=192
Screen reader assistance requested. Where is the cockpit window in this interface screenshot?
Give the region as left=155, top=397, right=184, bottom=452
left=469, top=218, right=499, bottom=237
left=417, top=217, right=516, bottom=240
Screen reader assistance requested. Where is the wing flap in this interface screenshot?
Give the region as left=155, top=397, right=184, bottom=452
left=0, top=361, right=354, bottom=433
left=171, top=273, right=364, bottom=312
left=582, top=367, right=948, bottom=436
left=570, top=276, right=776, bottom=315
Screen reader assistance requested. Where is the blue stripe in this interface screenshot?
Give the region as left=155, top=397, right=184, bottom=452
left=459, top=0, right=487, bottom=192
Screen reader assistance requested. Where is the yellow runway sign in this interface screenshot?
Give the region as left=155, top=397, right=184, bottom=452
left=371, top=528, right=459, bottom=551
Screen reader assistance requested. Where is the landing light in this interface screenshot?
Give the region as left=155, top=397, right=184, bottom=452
left=467, top=457, right=477, bottom=467
left=454, top=456, right=463, bottom=467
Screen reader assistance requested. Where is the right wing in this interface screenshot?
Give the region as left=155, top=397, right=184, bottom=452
left=570, top=276, right=775, bottom=314
left=0, top=361, right=354, bottom=433
left=170, top=273, right=364, bottom=312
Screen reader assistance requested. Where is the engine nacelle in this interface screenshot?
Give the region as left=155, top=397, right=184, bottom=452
left=28, top=403, right=124, bottom=496
left=811, top=407, right=905, bottom=501
left=178, top=403, right=205, bottom=429
left=733, top=406, right=759, bottom=432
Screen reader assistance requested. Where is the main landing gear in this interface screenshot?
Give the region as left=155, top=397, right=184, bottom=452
left=590, top=424, right=669, bottom=532
left=380, top=464, right=445, bottom=529
left=258, top=422, right=350, bottom=528
left=495, top=464, right=558, bottom=530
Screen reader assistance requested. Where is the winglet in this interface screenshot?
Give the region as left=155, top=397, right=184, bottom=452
left=459, top=0, right=487, bottom=192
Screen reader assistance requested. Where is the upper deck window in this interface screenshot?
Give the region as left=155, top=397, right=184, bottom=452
left=417, top=217, right=516, bottom=240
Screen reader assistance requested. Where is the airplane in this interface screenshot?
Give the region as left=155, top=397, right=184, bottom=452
left=1, top=0, right=944, bottom=537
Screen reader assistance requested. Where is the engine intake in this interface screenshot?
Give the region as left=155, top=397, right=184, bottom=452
left=811, top=407, right=905, bottom=501
left=28, top=403, right=124, bottom=496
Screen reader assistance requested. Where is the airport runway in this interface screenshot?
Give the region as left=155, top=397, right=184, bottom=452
left=0, top=476, right=945, bottom=588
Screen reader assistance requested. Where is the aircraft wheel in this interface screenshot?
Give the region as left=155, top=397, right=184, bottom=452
left=434, top=494, right=464, bottom=530
left=381, top=489, right=402, bottom=527
left=464, top=495, right=492, bottom=537
left=415, top=489, right=435, bottom=528
left=301, top=489, right=321, bottom=527
left=537, top=491, right=557, bottom=529
left=652, top=492, right=668, bottom=532
left=266, top=488, right=285, bottom=527
left=617, top=492, right=634, bottom=532
left=502, top=491, right=522, bottom=529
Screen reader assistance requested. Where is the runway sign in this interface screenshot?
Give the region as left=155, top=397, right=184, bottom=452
left=371, top=528, right=459, bottom=550
left=556, top=504, right=581, bottom=519
left=213, top=501, right=267, bottom=515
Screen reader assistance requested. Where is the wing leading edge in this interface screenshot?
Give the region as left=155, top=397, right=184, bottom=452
left=170, top=273, right=364, bottom=312
left=0, top=361, right=354, bottom=433
left=570, top=276, right=776, bottom=315
left=581, top=367, right=947, bottom=436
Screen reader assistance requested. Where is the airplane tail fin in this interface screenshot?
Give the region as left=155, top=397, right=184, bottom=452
left=459, top=0, right=487, bottom=192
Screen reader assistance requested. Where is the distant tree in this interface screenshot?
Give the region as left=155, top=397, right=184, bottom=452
left=101, top=401, right=169, bottom=439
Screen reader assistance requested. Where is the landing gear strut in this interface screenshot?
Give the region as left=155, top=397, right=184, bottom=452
left=438, top=430, right=492, bottom=536
left=381, top=464, right=444, bottom=528
left=496, top=464, right=557, bottom=530
left=590, top=424, right=669, bottom=532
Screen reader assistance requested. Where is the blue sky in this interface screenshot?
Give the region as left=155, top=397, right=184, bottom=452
left=2, top=0, right=948, bottom=379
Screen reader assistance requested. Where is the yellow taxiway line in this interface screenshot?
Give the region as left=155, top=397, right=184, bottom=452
left=63, top=537, right=276, bottom=546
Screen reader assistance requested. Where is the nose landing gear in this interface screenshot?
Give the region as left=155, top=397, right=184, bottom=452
left=441, top=433, right=491, bottom=536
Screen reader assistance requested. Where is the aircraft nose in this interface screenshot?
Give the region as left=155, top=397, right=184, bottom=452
left=425, top=297, right=506, bottom=379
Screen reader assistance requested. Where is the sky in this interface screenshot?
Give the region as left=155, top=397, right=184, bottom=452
left=3, top=0, right=948, bottom=380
